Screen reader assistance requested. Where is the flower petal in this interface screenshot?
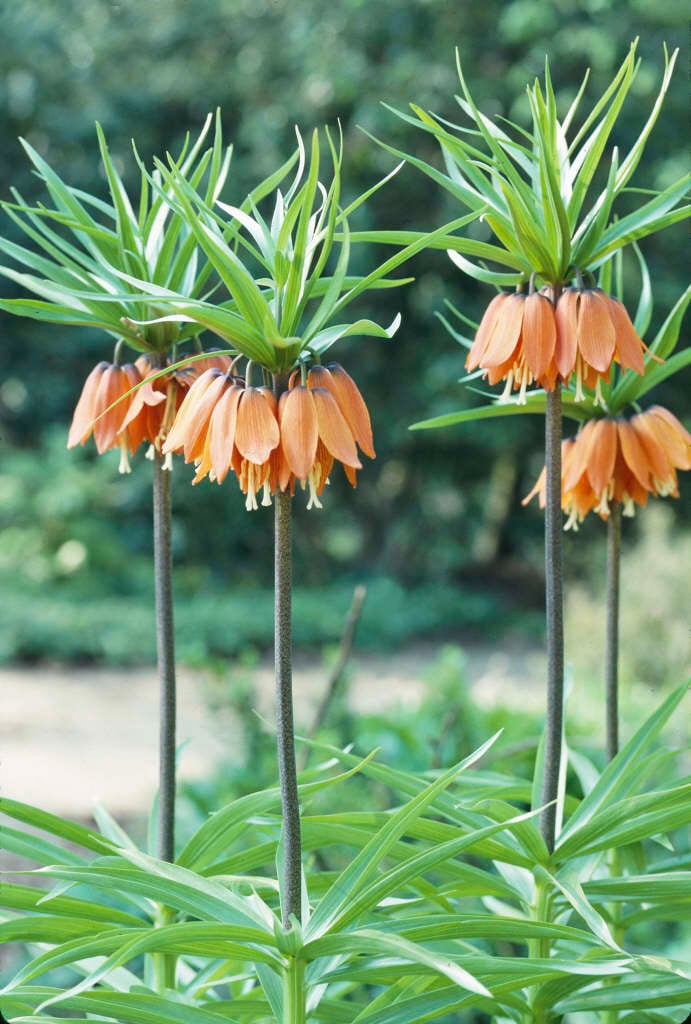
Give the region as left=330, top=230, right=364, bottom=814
left=646, top=406, right=691, bottom=469
left=279, top=386, right=319, bottom=480
left=607, top=296, right=645, bottom=375
left=522, top=465, right=546, bottom=508
left=324, top=364, right=376, bottom=458
left=466, top=293, right=509, bottom=370
left=478, top=293, right=525, bottom=368
left=67, top=362, right=109, bottom=448
left=617, top=420, right=653, bottom=489
left=209, top=384, right=243, bottom=482
left=576, top=290, right=616, bottom=373
left=630, top=411, right=672, bottom=482
left=521, top=293, right=556, bottom=379
left=117, top=363, right=147, bottom=453
left=585, top=418, right=618, bottom=496
left=554, top=289, right=579, bottom=380
left=235, top=387, right=280, bottom=464
left=92, top=365, right=133, bottom=454
left=310, top=387, right=361, bottom=468
left=563, top=419, right=596, bottom=492
left=163, top=369, right=225, bottom=458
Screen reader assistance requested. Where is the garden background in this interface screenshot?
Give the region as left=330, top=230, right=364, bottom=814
left=0, top=0, right=688, bottom=777
left=0, top=2, right=690, bottom=1019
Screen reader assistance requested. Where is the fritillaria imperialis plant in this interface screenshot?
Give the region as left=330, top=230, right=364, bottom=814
left=385, top=40, right=688, bottom=848
left=419, top=259, right=690, bottom=770
left=96, top=123, right=470, bottom=942
left=0, top=113, right=240, bottom=872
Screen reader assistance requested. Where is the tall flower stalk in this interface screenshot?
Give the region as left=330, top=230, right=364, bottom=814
left=605, top=500, right=622, bottom=761
left=393, top=41, right=686, bottom=847
left=274, top=484, right=301, bottom=924
left=152, top=448, right=177, bottom=859
left=524, top=394, right=691, bottom=763
left=541, top=384, right=564, bottom=848
left=272, top=371, right=301, bottom=925
left=0, top=115, right=233, bottom=868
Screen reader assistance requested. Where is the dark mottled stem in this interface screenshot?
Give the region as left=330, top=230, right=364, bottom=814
left=540, top=382, right=565, bottom=853
left=153, top=451, right=176, bottom=863
left=274, top=375, right=302, bottom=927
left=605, top=501, right=621, bottom=762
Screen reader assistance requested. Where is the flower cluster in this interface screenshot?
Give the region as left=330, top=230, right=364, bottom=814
left=163, top=363, right=375, bottom=510
left=523, top=406, right=691, bottom=529
left=67, top=353, right=231, bottom=472
left=467, top=287, right=645, bottom=403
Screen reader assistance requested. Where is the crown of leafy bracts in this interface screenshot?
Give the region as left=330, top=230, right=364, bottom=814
left=0, top=112, right=237, bottom=355
left=378, top=41, right=687, bottom=290
left=106, top=125, right=476, bottom=374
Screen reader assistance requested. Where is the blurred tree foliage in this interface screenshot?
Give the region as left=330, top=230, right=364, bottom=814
left=0, top=0, right=688, bottom=622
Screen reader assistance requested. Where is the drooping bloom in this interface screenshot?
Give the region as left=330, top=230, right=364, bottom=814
left=163, top=371, right=281, bottom=509
left=163, top=361, right=375, bottom=510
left=67, top=360, right=144, bottom=473
left=278, top=364, right=374, bottom=508
left=554, top=288, right=645, bottom=401
left=67, top=352, right=234, bottom=474
left=467, top=287, right=646, bottom=404
left=523, top=406, right=691, bottom=529
left=466, top=292, right=558, bottom=401
left=119, top=352, right=233, bottom=468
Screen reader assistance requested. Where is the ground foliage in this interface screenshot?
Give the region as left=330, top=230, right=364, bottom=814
left=0, top=0, right=688, bottom=616
left=1, top=682, right=689, bottom=1022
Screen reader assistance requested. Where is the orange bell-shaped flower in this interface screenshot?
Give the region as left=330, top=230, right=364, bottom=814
left=466, top=292, right=558, bottom=401
left=554, top=288, right=645, bottom=401
left=67, top=360, right=143, bottom=473
left=523, top=406, right=691, bottom=529
left=276, top=363, right=373, bottom=508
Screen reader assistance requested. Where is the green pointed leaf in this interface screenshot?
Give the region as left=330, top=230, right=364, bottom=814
left=557, top=684, right=689, bottom=850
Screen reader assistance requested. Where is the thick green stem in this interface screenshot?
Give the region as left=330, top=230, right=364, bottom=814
left=273, top=376, right=302, bottom=928
left=527, top=876, right=553, bottom=1024
left=540, top=384, right=564, bottom=853
left=282, top=955, right=306, bottom=1024
left=602, top=846, right=624, bottom=1024
left=605, top=502, right=621, bottom=763
left=152, top=904, right=176, bottom=992
left=153, top=451, right=177, bottom=863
